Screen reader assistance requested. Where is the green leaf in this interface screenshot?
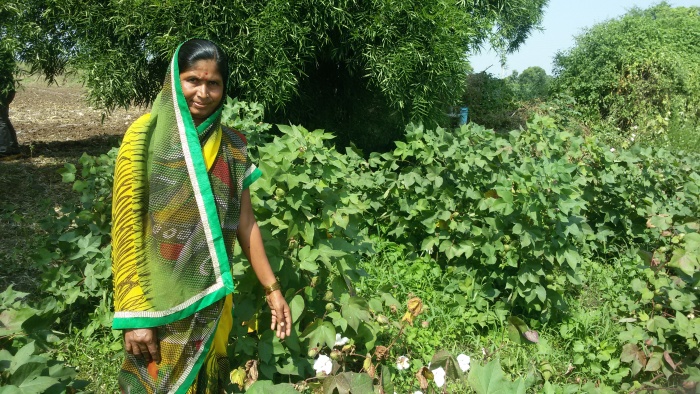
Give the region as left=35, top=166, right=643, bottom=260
left=340, top=297, right=372, bottom=332
left=648, top=215, right=673, bottom=231
left=276, top=356, right=306, bottom=376
left=301, top=320, right=336, bottom=350
left=620, top=343, right=640, bottom=363
left=9, top=362, right=44, bottom=386
left=507, top=324, right=522, bottom=344
left=328, top=312, right=348, bottom=332
left=58, top=164, right=76, bottom=183
left=18, top=376, right=60, bottom=392
left=430, top=350, right=463, bottom=381
left=258, top=331, right=285, bottom=363
left=645, top=352, right=662, bottom=372
left=289, top=295, right=305, bottom=323
left=10, top=341, right=35, bottom=374
left=322, top=372, right=374, bottom=394
left=246, top=381, right=299, bottom=394
left=507, top=316, right=530, bottom=334
left=668, top=247, right=699, bottom=276
left=468, top=359, right=532, bottom=394
left=686, top=366, right=700, bottom=382
left=535, top=285, right=546, bottom=303
left=381, top=365, right=394, bottom=394
left=0, top=386, right=22, bottom=394
left=0, top=307, right=38, bottom=337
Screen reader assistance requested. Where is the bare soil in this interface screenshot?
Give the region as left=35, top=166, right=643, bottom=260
left=0, top=82, right=147, bottom=291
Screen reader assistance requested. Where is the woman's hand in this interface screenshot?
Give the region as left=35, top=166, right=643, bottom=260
left=124, top=328, right=161, bottom=363
left=266, top=290, right=292, bottom=339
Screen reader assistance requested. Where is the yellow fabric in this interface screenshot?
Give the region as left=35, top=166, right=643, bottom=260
left=202, top=123, right=222, bottom=170
left=213, top=294, right=233, bottom=356
left=112, top=113, right=151, bottom=312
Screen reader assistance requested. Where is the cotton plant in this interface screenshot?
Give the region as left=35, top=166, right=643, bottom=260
left=396, top=355, right=410, bottom=370
left=313, top=354, right=333, bottom=376
left=431, top=366, right=446, bottom=388
left=334, top=333, right=349, bottom=346
left=304, top=297, right=476, bottom=392
left=457, top=354, right=471, bottom=372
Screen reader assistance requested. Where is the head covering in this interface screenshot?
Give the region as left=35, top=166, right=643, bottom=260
left=112, top=42, right=234, bottom=330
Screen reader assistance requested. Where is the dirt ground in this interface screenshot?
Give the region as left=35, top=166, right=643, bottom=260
left=9, top=82, right=147, bottom=155
left=0, top=82, right=147, bottom=291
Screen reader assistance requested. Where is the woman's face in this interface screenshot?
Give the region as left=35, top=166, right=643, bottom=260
left=179, top=59, right=224, bottom=126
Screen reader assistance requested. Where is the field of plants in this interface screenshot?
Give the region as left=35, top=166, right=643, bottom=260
left=0, top=80, right=698, bottom=393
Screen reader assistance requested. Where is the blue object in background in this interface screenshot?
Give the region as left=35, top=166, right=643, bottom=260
left=459, top=107, right=469, bottom=125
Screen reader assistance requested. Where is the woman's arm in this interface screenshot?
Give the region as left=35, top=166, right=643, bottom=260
left=237, top=189, right=292, bottom=339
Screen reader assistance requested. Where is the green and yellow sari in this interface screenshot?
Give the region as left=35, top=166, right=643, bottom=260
left=112, top=44, right=260, bottom=393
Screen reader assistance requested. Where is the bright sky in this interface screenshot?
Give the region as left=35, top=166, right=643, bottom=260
left=468, top=0, right=699, bottom=77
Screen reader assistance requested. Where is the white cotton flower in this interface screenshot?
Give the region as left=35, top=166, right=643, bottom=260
left=689, top=313, right=695, bottom=320
left=631, top=133, right=637, bottom=137
left=334, top=333, right=349, bottom=347
left=313, top=354, right=333, bottom=375
left=610, top=148, right=616, bottom=152
left=456, top=354, right=471, bottom=372
left=414, top=392, right=424, bottom=394
left=432, top=367, right=446, bottom=388
left=396, top=355, right=410, bottom=370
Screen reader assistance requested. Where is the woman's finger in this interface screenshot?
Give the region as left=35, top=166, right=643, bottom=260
left=270, top=309, right=277, bottom=330
left=283, top=306, right=292, bottom=336
left=277, top=306, right=288, bottom=338
left=139, top=344, right=152, bottom=362
left=125, top=338, right=134, bottom=354
left=274, top=308, right=282, bottom=337
left=147, top=340, right=161, bottom=363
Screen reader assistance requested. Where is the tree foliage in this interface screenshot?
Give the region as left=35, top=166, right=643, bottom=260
left=507, top=66, right=552, bottom=102
left=2, top=0, right=547, bottom=151
left=553, top=3, right=700, bottom=147
left=462, top=72, right=523, bottom=131
left=0, top=4, right=19, bottom=96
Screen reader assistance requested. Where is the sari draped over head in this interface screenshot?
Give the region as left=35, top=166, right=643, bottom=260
left=112, top=42, right=261, bottom=393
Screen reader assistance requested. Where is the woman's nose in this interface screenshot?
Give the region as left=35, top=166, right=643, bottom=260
left=197, top=85, right=208, bottom=98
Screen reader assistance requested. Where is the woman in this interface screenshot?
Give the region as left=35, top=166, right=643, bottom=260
left=111, top=39, right=291, bottom=393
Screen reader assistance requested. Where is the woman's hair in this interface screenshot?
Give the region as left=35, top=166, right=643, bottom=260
left=177, top=39, right=229, bottom=93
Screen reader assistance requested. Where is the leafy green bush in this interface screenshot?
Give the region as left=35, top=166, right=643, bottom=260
left=553, top=3, right=700, bottom=152
left=354, top=115, right=700, bottom=320
left=2, top=96, right=699, bottom=391
left=0, top=287, right=89, bottom=393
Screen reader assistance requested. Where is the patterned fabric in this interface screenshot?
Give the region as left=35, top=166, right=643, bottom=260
left=112, top=43, right=261, bottom=393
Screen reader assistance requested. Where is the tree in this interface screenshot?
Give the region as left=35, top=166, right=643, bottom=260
left=3, top=0, right=547, bottom=151
left=1, top=4, right=18, bottom=96
left=507, top=66, right=551, bottom=102
left=553, top=3, right=700, bottom=146
left=462, top=72, right=522, bottom=131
